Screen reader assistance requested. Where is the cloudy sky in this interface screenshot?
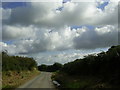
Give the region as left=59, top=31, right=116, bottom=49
left=1, top=0, right=119, bottom=65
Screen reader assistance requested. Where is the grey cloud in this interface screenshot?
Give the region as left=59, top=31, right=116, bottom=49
left=73, top=25, right=118, bottom=49
left=2, top=2, right=118, bottom=27
left=1, top=1, right=119, bottom=64
left=1, top=25, right=118, bottom=55
left=2, top=25, right=36, bottom=40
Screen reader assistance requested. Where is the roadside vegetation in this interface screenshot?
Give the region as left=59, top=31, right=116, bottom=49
left=2, top=51, right=40, bottom=89
left=52, top=45, right=120, bottom=88
left=38, top=62, right=63, bottom=72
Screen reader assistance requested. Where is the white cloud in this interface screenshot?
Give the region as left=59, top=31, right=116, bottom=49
left=1, top=1, right=118, bottom=64
left=1, top=25, right=118, bottom=55
left=2, top=8, right=11, bottom=20
left=95, top=25, right=116, bottom=35
left=2, top=26, right=75, bottom=53
left=2, top=2, right=118, bottom=27
left=2, top=25, right=36, bottom=40
left=0, top=42, right=7, bottom=51
left=73, top=25, right=118, bottom=49
left=0, top=42, right=16, bottom=54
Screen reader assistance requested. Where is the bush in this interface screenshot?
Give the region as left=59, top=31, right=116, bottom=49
left=2, top=51, right=37, bottom=71
left=38, top=62, right=63, bottom=72
left=61, top=45, right=120, bottom=84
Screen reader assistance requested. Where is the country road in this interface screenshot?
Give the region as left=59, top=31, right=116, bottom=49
left=18, top=72, right=55, bottom=88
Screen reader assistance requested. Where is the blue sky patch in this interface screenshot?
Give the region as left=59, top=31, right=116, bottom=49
left=97, top=1, right=109, bottom=10
left=63, top=0, right=71, bottom=3
left=2, top=2, right=27, bottom=9
left=56, top=6, right=64, bottom=11
left=4, top=40, right=14, bottom=45
left=71, top=25, right=95, bottom=30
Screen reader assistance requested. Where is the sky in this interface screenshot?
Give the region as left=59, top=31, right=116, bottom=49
left=1, top=0, right=119, bottom=65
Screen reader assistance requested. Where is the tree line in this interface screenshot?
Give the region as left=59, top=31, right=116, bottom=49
left=2, top=51, right=37, bottom=71
left=38, top=45, right=120, bottom=86
left=60, top=45, right=120, bottom=85
left=38, top=62, right=63, bottom=72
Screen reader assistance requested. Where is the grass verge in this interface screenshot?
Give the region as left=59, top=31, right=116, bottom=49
left=2, top=70, right=40, bottom=89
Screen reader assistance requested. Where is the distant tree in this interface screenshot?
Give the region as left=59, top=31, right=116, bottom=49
left=38, top=64, right=47, bottom=71
left=52, top=62, right=63, bottom=71
left=38, top=62, right=63, bottom=72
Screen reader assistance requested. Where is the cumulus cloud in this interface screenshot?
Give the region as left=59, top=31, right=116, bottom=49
left=2, top=26, right=75, bottom=54
left=3, top=1, right=118, bottom=27
left=73, top=25, right=118, bottom=49
left=2, top=25, right=36, bottom=40
left=3, top=2, right=62, bottom=27
left=1, top=25, right=118, bottom=55
left=2, top=8, right=11, bottom=20
left=0, top=42, right=17, bottom=55
left=1, top=1, right=118, bottom=64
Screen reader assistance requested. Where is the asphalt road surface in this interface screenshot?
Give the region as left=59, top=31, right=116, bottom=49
left=18, top=72, right=55, bottom=88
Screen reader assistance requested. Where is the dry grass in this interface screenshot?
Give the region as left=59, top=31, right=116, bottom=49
left=2, top=70, right=40, bottom=88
